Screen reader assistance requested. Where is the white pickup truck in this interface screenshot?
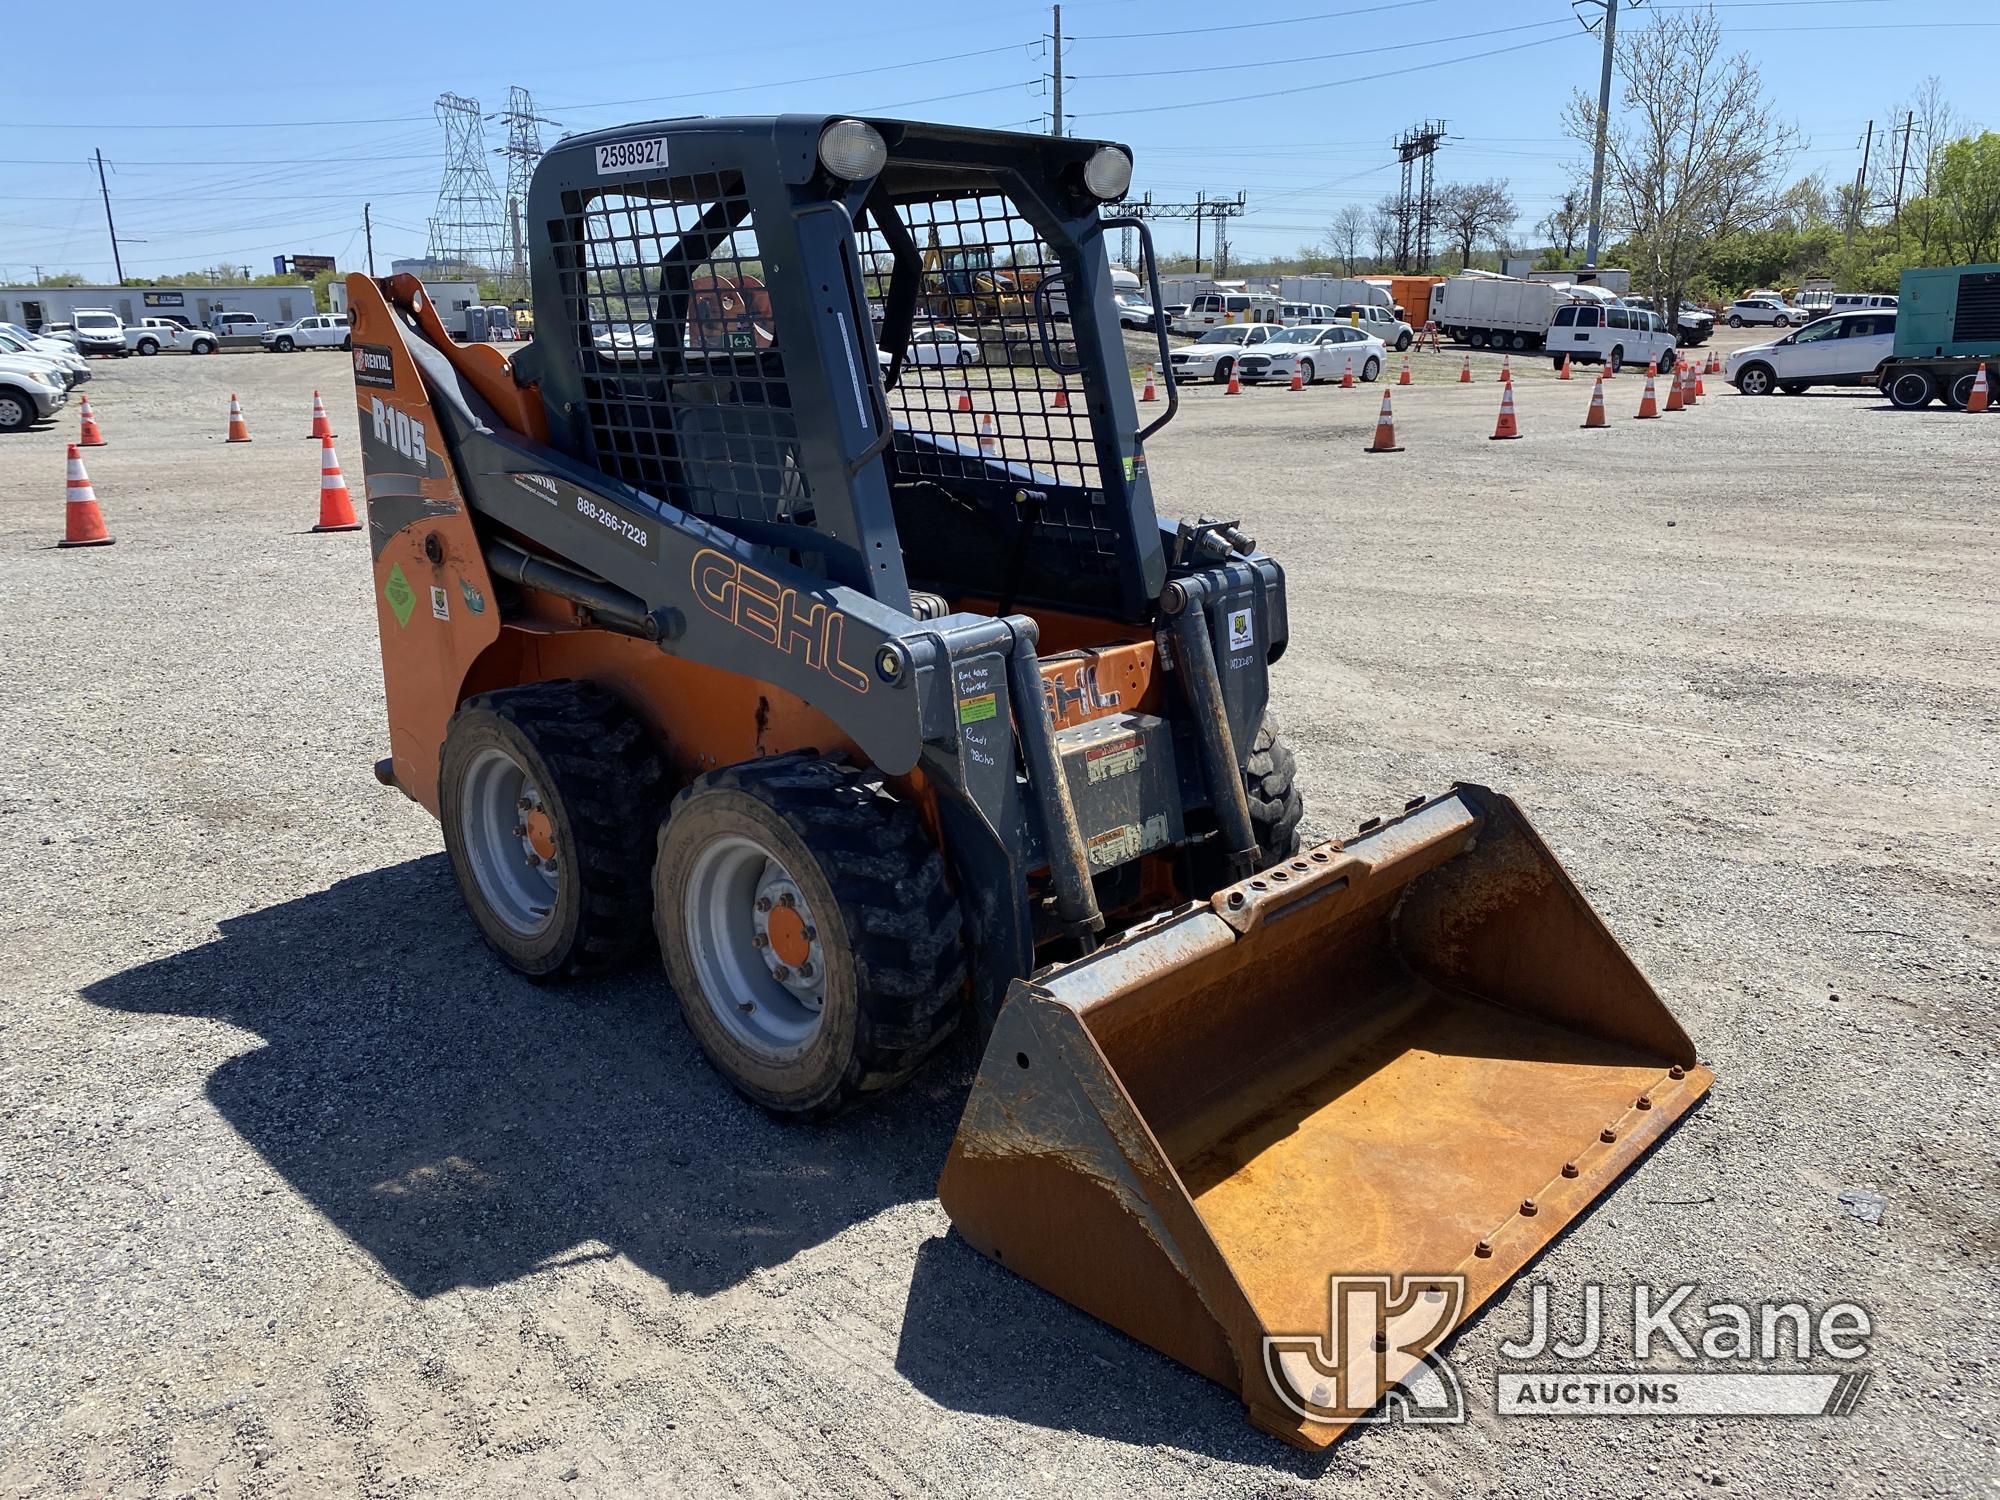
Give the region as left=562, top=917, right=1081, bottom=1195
left=129, top=317, right=217, bottom=355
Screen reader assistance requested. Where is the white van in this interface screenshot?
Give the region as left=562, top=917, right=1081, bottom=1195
left=1171, top=291, right=1281, bottom=335
left=1828, top=292, right=1897, bottom=315
left=1279, top=301, right=1337, bottom=327
left=1546, top=302, right=1680, bottom=374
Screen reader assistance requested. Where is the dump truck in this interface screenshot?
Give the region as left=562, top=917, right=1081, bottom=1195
left=1876, top=263, right=2000, bottom=409
left=344, top=113, right=1712, bottom=1452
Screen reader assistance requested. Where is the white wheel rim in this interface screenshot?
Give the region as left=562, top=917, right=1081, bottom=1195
left=458, top=746, right=559, bottom=936
left=0, top=396, right=24, bottom=425
left=685, top=833, right=827, bottom=1059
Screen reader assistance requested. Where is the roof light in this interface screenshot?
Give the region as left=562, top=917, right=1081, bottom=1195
left=1083, top=146, right=1133, bottom=202
left=818, top=120, right=887, bottom=181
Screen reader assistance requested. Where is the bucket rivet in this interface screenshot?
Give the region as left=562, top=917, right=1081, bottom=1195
left=1310, top=850, right=1330, bottom=862
left=1669, top=1065, right=1686, bottom=1080
left=1636, top=1096, right=1653, bottom=1111
left=1474, top=1240, right=1493, bottom=1258
left=1227, top=891, right=1246, bottom=909
left=1561, top=1162, right=1579, bottom=1179
left=1600, top=1127, right=1618, bottom=1143
left=1272, top=870, right=1289, bottom=882
left=1520, top=1199, right=1538, bottom=1217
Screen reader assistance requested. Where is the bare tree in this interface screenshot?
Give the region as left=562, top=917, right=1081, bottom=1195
left=1324, top=204, right=1369, bottom=275
left=1536, top=188, right=1588, bottom=261
left=1437, top=180, right=1518, bottom=269
left=1563, top=5, right=1798, bottom=322
left=1369, top=194, right=1401, bottom=268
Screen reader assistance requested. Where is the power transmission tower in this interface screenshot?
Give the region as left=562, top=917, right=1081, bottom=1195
left=1037, top=5, right=1074, bottom=136
left=490, top=86, right=558, bottom=294
left=1845, top=119, right=1875, bottom=250
left=427, top=92, right=507, bottom=279
left=1392, top=121, right=1446, bottom=271
left=1125, top=191, right=1246, bottom=275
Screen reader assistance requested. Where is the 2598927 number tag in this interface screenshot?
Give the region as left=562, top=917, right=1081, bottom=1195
left=595, top=138, right=668, bottom=176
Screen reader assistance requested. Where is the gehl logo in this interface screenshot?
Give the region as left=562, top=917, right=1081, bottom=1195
left=691, top=547, right=869, bottom=695
left=367, top=397, right=429, bottom=471
left=1043, top=662, right=1121, bottom=727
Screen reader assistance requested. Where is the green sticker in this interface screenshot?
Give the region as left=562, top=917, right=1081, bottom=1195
left=459, top=577, right=487, bottom=614
left=383, top=563, right=416, bottom=628
left=958, top=692, right=998, bottom=726
left=1122, top=456, right=1135, bottom=481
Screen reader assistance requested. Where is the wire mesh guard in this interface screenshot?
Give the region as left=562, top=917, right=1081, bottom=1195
left=550, top=176, right=1119, bottom=576
left=551, top=174, right=808, bottom=527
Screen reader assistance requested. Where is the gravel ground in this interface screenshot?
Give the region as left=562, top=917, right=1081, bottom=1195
left=2, top=337, right=1995, bottom=1498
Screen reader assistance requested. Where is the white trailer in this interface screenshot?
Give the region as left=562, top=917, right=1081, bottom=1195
left=1429, top=274, right=1590, bottom=351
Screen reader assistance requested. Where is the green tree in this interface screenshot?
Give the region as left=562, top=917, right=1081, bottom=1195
left=1932, top=132, right=2000, bottom=265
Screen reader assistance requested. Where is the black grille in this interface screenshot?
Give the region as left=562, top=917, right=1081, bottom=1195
left=1952, top=271, right=2000, bottom=344
left=549, top=175, right=806, bottom=527
left=857, top=190, right=1116, bottom=565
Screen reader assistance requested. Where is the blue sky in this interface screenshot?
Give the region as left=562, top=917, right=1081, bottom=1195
left=1, top=0, right=1992, bottom=281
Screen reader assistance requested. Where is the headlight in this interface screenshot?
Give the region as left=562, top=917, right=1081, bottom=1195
left=1083, top=145, right=1133, bottom=201
left=818, top=119, right=887, bottom=181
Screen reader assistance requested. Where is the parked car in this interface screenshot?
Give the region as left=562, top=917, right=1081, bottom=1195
left=1726, top=309, right=1898, bottom=396
left=1622, top=296, right=1713, bottom=347
left=0, top=333, right=79, bottom=391
left=208, top=311, right=270, bottom=338
left=1546, top=302, right=1680, bottom=374
left=1725, top=297, right=1804, bottom=328
left=1330, top=302, right=1415, bottom=351
left=0, top=323, right=90, bottom=384
left=0, top=354, right=71, bottom=432
left=1167, top=323, right=1283, bottom=384
left=127, top=316, right=216, bottom=355
left=1279, top=301, right=1338, bottom=327
left=1237, top=324, right=1388, bottom=385
left=68, top=309, right=130, bottom=357
left=262, top=314, right=352, bottom=352
left=591, top=322, right=655, bottom=360
left=903, top=324, right=982, bottom=366
left=1830, top=292, right=1897, bottom=315
left=1114, top=293, right=1161, bottom=332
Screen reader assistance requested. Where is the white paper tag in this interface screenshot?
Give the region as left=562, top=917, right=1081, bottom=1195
left=595, top=138, right=668, bottom=176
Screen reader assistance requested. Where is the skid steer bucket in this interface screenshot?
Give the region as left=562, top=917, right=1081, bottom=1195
left=938, top=784, right=1712, bottom=1450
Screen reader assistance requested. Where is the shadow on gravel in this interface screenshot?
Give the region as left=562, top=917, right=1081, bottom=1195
left=81, top=854, right=967, bottom=1300
left=896, top=1235, right=1327, bottom=1469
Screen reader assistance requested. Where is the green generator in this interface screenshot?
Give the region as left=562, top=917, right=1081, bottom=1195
left=1878, top=263, right=2000, bottom=409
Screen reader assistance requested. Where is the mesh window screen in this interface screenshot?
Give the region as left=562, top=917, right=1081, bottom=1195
left=550, top=176, right=808, bottom=527
left=859, top=191, right=1117, bottom=565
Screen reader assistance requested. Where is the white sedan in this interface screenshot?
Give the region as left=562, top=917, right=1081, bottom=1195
left=1168, top=323, right=1283, bottom=384
left=1236, top=324, right=1388, bottom=385
left=904, top=326, right=982, bottom=366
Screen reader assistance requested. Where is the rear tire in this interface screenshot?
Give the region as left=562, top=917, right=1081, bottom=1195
left=1945, top=371, right=1980, bottom=411
left=137, top=338, right=159, bottom=356
left=656, top=755, right=966, bottom=1118
left=1779, top=381, right=1809, bottom=396
left=439, top=681, right=667, bottom=979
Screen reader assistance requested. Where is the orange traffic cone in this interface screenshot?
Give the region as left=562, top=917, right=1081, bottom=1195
left=1491, top=383, right=1522, bottom=439
left=1051, top=386, right=1069, bottom=409
left=77, top=396, right=106, bottom=447
left=59, top=444, right=114, bottom=547
left=1693, top=365, right=1706, bottom=400
left=1288, top=366, right=1303, bottom=392
left=307, top=389, right=334, bottom=439
left=1398, top=354, right=1412, bottom=386
left=1969, top=362, right=1992, bottom=413
left=1664, top=363, right=1685, bottom=413
left=956, top=373, right=973, bottom=414
left=312, top=436, right=362, bottom=533
left=1362, top=388, right=1403, bottom=454
left=1459, top=354, right=1472, bottom=384
left=1499, top=353, right=1512, bottom=384
left=1559, top=353, right=1572, bottom=381
left=1139, top=365, right=1158, bottom=403
left=1341, top=355, right=1355, bottom=389
left=977, top=412, right=999, bottom=454
left=1580, top=377, right=1607, bottom=429
left=1707, top=349, right=1722, bottom=375
left=1225, top=360, right=1242, bottom=395
left=225, top=393, right=252, bottom=442
left=1602, top=357, right=1615, bottom=381
left=1635, top=366, right=1660, bottom=419
left=1683, top=365, right=1699, bottom=407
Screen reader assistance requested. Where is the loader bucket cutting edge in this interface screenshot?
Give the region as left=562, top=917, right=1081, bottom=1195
left=936, top=784, right=1713, bottom=1451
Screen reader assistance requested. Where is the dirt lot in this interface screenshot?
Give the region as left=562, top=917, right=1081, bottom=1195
left=2, top=337, right=1995, bottom=1499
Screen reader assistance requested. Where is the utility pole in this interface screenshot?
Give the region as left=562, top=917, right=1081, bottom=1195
left=1891, top=109, right=1915, bottom=224
left=1195, top=189, right=1204, bottom=272
left=95, top=148, right=125, bottom=283
left=364, top=203, right=376, bottom=275
left=1581, top=0, right=1622, bottom=268
left=1846, top=119, right=1874, bottom=249
left=1048, top=5, right=1064, bottom=137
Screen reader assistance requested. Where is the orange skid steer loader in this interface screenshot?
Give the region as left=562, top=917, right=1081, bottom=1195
left=346, top=114, right=1711, bottom=1450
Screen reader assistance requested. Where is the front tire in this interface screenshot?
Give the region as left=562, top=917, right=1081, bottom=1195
left=0, top=389, right=33, bottom=433
left=439, top=681, right=666, bottom=978
left=275, top=336, right=295, bottom=352
left=1214, top=358, right=1234, bottom=385
left=1395, top=332, right=1412, bottom=351
left=657, top=756, right=966, bottom=1118
left=1607, top=346, right=1625, bottom=375
left=191, top=339, right=215, bottom=354
left=1727, top=315, right=1743, bottom=328
left=1886, top=370, right=1936, bottom=409
left=1773, top=315, right=1790, bottom=328
left=1735, top=363, right=1774, bottom=396
left=1191, top=718, right=1305, bottom=891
